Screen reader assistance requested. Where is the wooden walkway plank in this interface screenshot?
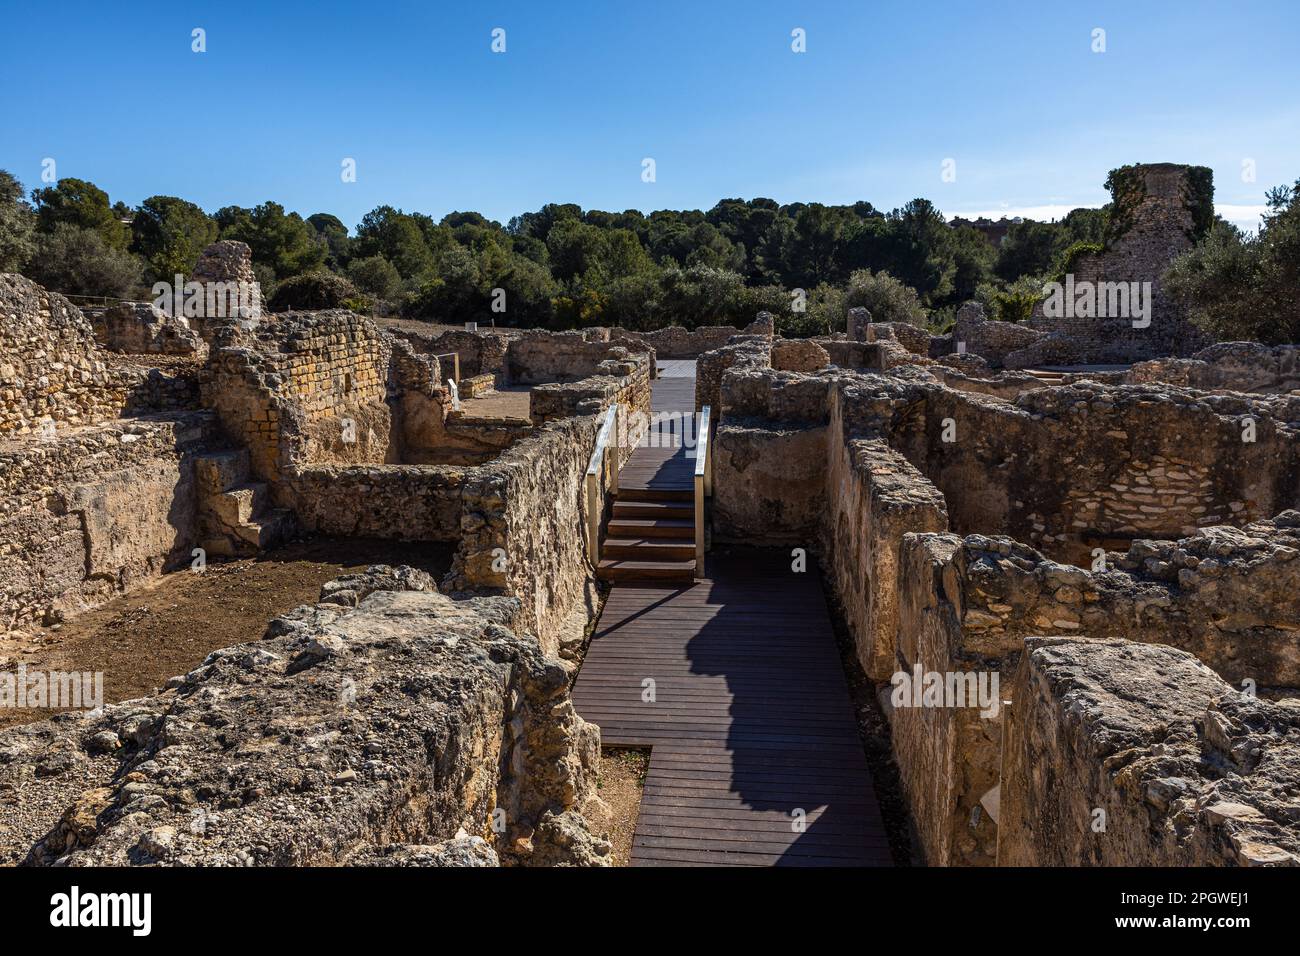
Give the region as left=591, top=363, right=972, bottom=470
left=572, top=364, right=889, bottom=867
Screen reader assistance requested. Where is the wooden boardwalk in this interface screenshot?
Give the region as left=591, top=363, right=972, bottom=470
left=573, top=361, right=891, bottom=866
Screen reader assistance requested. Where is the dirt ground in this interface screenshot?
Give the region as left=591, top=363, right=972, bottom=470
left=594, top=747, right=649, bottom=865
left=0, top=537, right=453, bottom=730
left=457, top=386, right=532, bottom=421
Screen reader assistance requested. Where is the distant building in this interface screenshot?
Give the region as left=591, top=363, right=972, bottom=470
left=948, top=216, right=1021, bottom=247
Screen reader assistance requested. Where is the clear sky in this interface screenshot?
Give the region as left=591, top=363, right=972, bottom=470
left=1, top=1, right=1295, bottom=232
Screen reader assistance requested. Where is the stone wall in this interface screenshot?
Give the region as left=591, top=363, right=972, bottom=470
left=1026, top=164, right=1211, bottom=363
left=202, top=310, right=399, bottom=486
left=999, top=637, right=1299, bottom=866
left=695, top=336, right=773, bottom=412
left=91, top=302, right=207, bottom=358
left=606, top=312, right=774, bottom=359
left=0, top=567, right=610, bottom=867
left=824, top=426, right=948, bottom=679
left=384, top=326, right=513, bottom=383
left=0, top=413, right=218, bottom=631
left=0, top=274, right=133, bottom=435
left=1127, top=342, right=1300, bottom=394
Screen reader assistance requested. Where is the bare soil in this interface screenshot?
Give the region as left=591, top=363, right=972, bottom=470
left=595, top=747, right=649, bottom=866
left=0, top=537, right=454, bottom=730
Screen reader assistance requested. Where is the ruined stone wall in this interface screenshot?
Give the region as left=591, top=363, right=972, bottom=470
left=0, top=274, right=135, bottom=435
left=1127, top=342, right=1300, bottom=394
left=1026, top=164, right=1211, bottom=363
left=0, top=413, right=218, bottom=631
left=447, top=415, right=612, bottom=661
left=91, top=302, right=207, bottom=358
left=999, top=637, right=1299, bottom=866
left=695, top=336, right=773, bottom=412
left=712, top=367, right=834, bottom=544
left=202, top=310, right=397, bottom=485
left=824, top=424, right=948, bottom=680
left=505, top=331, right=636, bottom=385
left=388, top=327, right=511, bottom=381
left=286, top=464, right=465, bottom=541
left=884, top=382, right=1300, bottom=563
left=528, top=351, right=651, bottom=430
left=606, top=312, right=774, bottom=359
left=0, top=567, right=610, bottom=867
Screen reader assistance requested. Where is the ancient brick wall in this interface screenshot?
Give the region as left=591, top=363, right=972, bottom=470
left=203, top=310, right=397, bottom=485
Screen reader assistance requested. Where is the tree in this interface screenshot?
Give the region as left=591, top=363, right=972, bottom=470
left=352, top=206, right=434, bottom=281
left=346, top=255, right=403, bottom=301
left=994, top=219, right=1062, bottom=281
left=30, top=177, right=129, bottom=249
left=844, top=269, right=926, bottom=325
left=215, top=202, right=324, bottom=278
left=308, top=213, right=351, bottom=269
left=267, top=270, right=360, bottom=312
left=130, top=196, right=217, bottom=282
left=1166, top=182, right=1300, bottom=343
left=0, top=170, right=36, bottom=272
left=26, top=223, right=142, bottom=297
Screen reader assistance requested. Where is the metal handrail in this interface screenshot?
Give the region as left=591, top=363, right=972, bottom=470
left=694, top=405, right=713, bottom=577
left=585, top=403, right=620, bottom=564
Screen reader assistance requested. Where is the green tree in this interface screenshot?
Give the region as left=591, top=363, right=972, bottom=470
left=346, top=255, right=403, bottom=301
left=26, top=224, right=143, bottom=297
left=130, top=196, right=218, bottom=282
left=31, top=177, right=129, bottom=249
left=0, top=170, right=36, bottom=272
left=308, top=213, right=351, bottom=270
left=215, top=202, right=325, bottom=278
left=844, top=269, right=926, bottom=325
left=1166, top=183, right=1300, bottom=343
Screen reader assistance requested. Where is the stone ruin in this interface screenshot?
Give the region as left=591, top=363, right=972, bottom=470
left=701, top=332, right=1300, bottom=867
left=0, top=241, right=669, bottom=866
left=2, top=211, right=1298, bottom=868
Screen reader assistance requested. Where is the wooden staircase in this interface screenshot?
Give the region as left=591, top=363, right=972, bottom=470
left=598, top=489, right=696, bottom=584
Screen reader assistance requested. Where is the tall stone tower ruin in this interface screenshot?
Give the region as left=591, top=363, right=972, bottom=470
left=1030, top=162, right=1213, bottom=363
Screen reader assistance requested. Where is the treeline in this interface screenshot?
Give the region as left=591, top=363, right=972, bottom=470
left=4, top=167, right=1291, bottom=342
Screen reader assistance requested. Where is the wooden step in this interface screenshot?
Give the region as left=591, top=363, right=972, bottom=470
left=603, top=538, right=696, bottom=560
left=607, top=517, right=695, bottom=540
left=616, top=487, right=693, bottom=504
left=613, top=500, right=694, bottom=520
left=598, top=558, right=695, bottom=584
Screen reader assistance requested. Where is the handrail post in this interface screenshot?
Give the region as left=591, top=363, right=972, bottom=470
left=584, top=402, right=620, bottom=567
left=693, top=405, right=713, bottom=579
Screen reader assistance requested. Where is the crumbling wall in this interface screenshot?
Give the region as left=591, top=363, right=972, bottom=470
left=999, top=637, right=1299, bottom=866
left=0, top=567, right=610, bottom=867
left=447, top=415, right=611, bottom=661
left=607, top=312, right=773, bottom=359
left=1026, top=163, right=1211, bottom=363
left=92, top=302, right=207, bottom=358
left=203, top=310, right=397, bottom=484
left=0, top=274, right=134, bottom=434
left=0, top=413, right=218, bottom=631
left=1127, top=342, right=1300, bottom=394
left=824, top=426, right=948, bottom=679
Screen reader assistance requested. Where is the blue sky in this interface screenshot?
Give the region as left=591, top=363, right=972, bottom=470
left=1, top=1, right=1295, bottom=232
